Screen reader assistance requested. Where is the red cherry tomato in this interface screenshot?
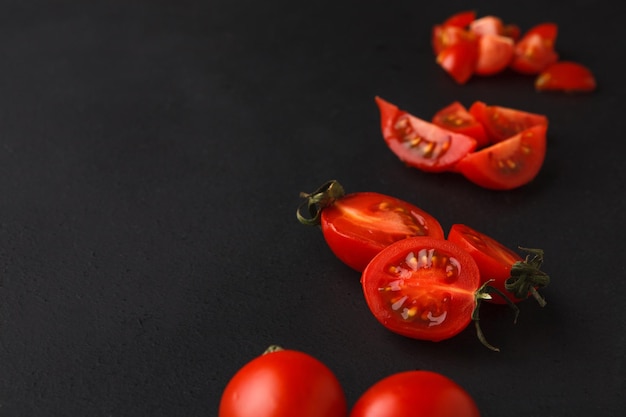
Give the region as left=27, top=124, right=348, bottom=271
left=350, top=370, right=481, bottom=417
left=535, top=61, right=597, bottom=93
left=297, top=180, right=444, bottom=272
left=431, top=101, right=489, bottom=149
left=436, top=38, right=479, bottom=84
left=468, top=100, right=548, bottom=144
left=510, top=23, right=559, bottom=75
left=474, top=34, right=514, bottom=76
left=447, top=224, right=549, bottom=305
left=455, top=125, right=547, bottom=190
left=219, top=346, right=347, bottom=417
left=376, top=97, right=477, bottom=172
left=361, top=236, right=510, bottom=350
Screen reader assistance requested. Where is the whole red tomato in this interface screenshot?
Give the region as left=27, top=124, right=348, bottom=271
left=298, top=180, right=444, bottom=272
left=219, top=346, right=347, bottom=417
left=350, top=370, right=481, bottom=417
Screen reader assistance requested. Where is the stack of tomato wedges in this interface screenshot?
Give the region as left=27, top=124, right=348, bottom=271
left=433, top=10, right=596, bottom=92
left=298, top=180, right=550, bottom=352
left=377, top=97, right=549, bottom=190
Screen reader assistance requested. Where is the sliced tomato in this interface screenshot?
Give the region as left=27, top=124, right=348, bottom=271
left=455, top=125, right=547, bottom=190
left=468, top=101, right=548, bottom=144
left=436, top=38, right=479, bottom=84
left=431, top=101, right=489, bottom=148
left=298, top=180, right=445, bottom=272
left=469, top=15, right=504, bottom=36
left=535, top=61, right=597, bottom=93
left=448, top=224, right=550, bottom=305
left=361, top=237, right=481, bottom=343
left=474, top=34, right=515, bottom=76
left=376, top=97, right=477, bottom=172
left=510, top=23, right=559, bottom=74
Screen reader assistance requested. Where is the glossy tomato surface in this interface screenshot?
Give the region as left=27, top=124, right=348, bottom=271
left=468, top=101, right=548, bottom=144
left=456, top=124, right=547, bottom=190
left=431, top=101, right=488, bottom=148
left=361, top=237, right=480, bottom=342
left=321, top=192, right=444, bottom=272
left=219, top=348, right=347, bottom=417
left=376, top=97, right=477, bottom=172
left=349, top=370, right=481, bottom=417
left=535, top=61, right=597, bottom=92
left=448, top=224, right=524, bottom=303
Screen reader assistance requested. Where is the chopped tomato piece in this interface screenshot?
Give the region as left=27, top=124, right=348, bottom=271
left=436, top=39, right=479, bottom=84
left=510, top=23, right=559, bottom=74
left=376, top=97, right=477, bottom=173
left=469, top=15, right=504, bottom=36
left=431, top=101, right=489, bottom=148
left=474, top=34, right=515, bottom=76
left=455, top=125, right=547, bottom=190
left=468, top=101, right=548, bottom=144
left=431, top=24, right=476, bottom=56
left=535, top=61, right=597, bottom=93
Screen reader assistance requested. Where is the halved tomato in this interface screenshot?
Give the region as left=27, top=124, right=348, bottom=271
left=468, top=101, right=548, bottom=144
left=455, top=125, right=547, bottom=190
left=376, top=97, right=477, bottom=172
left=535, top=61, right=597, bottom=93
left=431, top=101, right=488, bottom=148
left=510, top=23, right=559, bottom=74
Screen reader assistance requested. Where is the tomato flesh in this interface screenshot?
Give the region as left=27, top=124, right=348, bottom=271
left=535, top=61, right=597, bottom=92
left=456, top=124, right=547, bottom=190
left=376, top=97, right=477, bottom=172
left=361, top=237, right=480, bottom=342
left=431, top=101, right=488, bottom=148
left=219, top=348, right=347, bottom=417
left=321, top=192, right=444, bottom=272
left=350, top=370, right=481, bottom=417
left=469, top=101, right=548, bottom=144
left=448, top=224, right=524, bottom=304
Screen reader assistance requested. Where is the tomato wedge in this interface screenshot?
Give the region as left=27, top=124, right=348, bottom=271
left=431, top=101, right=488, bottom=148
left=535, top=61, right=597, bottom=93
left=436, top=38, right=479, bottom=84
left=455, top=125, right=547, bottom=190
left=361, top=237, right=515, bottom=350
left=510, top=23, right=559, bottom=74
left=447, top=224, right=549, bottom=305
left=376, top=97, right=477, bottom=172
left=468, top=101, right=548, bottom=144
left=297, top=180, right=444, bottom=272
left=474, top=34, right=515, bottom=76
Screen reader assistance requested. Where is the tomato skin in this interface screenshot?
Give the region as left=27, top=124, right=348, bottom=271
left=376, top=97, right=477, bottom=172
left=455, top=124, right=547, bottom=190
left=361, top=237, right=481, bottom=342
left=436, top=39, right=479, bottom=84
left=510, top=23, right=559, bottom=75
left=474, top=34, right=514, bottom=76
left=442, top=10, right=476, bottom=28
left=535, top=61, right=597, bottom=92
left=349, top=370, right=480, bottom=417
left=320, top=192, right=445, bottom=272
left=468, top=101, right=548, bottom=144
left=448, top=224, right=524, bottom=304
left=219, top=348, right=347, bottom=417
left=431, top=101, right=489, bottom=149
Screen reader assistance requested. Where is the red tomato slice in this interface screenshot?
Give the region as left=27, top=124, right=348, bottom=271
left=474, top=34, right=515, bottom=76
left=436, top=38, right=479, bottom=84
left=510, top=23, right=559, bottom=74
left=535, top=61, right=597, bottom=93
left=298, top=180, right=445, bottom=272
left=468, top=100, right=548, bottom=144
left=455, top=125, right=547, bottom=190
left=350, top=371, right=481, bottom=417
left=219, top=346, right=347, bottom=417
left=361, top=237, right=481, bottom=343
left=448, top=224, right=523, bottom=303
left=431, top=101, right=489, bottom=148
left=376, top=97, right=477, bottom=172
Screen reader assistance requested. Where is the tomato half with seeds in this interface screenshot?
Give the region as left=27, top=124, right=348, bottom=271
left=455, top=125, right=547, bottom=190
left=376, top=97, right=477, bottom=172
left=431, top=101, right=488, bottom=148
left=298, top=180, right=444, bottom=272
left=468, top=101, right=548, bottom=144
left=361, top=237, right=481, bottom=343
left=219, top=346, right=347, bottom=417
left=448, top=224, right=550, bottom=306
left=349, top=370, right=480, bottom=417
left=535, top=61, right=597, bottom=93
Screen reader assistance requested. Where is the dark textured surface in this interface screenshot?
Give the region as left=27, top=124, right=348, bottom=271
left=1, top=0, right=624, bottom=416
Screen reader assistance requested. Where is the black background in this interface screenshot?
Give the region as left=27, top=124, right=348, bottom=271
left=1, top=0, right=625, bottom=416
